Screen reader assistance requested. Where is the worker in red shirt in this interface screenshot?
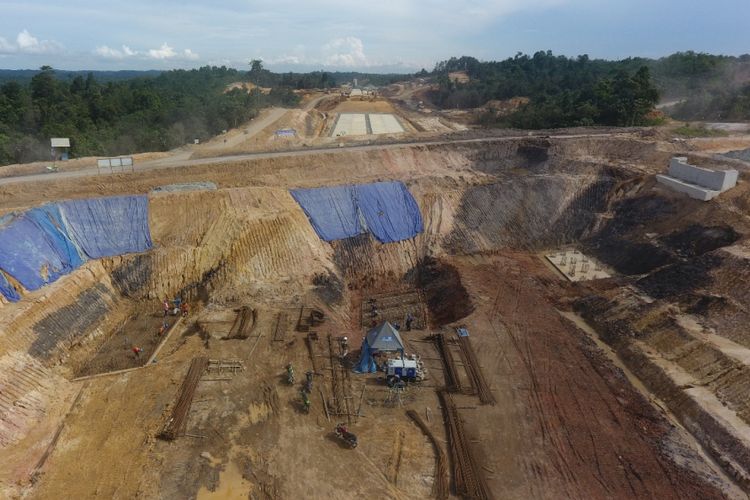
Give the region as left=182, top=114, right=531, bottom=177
left=132, top=346, right=143, bottom=358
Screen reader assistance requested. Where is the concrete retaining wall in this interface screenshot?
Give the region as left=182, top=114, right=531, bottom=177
left=656, top=174, right=719, bottom=201
left=669, top=157, right=738, bottom=192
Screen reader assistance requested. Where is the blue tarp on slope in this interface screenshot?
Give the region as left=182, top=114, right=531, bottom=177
left=0, top=271, right=20, bottom=302
left=353, top=340, right=378, bottom=374
left=27, top=204, right=86, bottom=270
left=59, top=195, right=153, bottom=258
left=0, top=215, right=72, bottom=291
left=290, top=185, right=361, bottom=242
left=356, top=182, right=423, bottom=243
left=290, top=181, right=423, bottom=243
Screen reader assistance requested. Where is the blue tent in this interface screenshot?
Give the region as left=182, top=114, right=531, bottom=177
left=353, top=338, right=378, bottom=373
left=354, top=322, right=405, bottom=374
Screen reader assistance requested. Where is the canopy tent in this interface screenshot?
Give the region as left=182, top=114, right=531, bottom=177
left=366, top=321, right=405, bottom=352
left=353, top=321, right=405, bottom=374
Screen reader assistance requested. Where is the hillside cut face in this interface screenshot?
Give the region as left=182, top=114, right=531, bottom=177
left=1, top=132, right=749, bottom=499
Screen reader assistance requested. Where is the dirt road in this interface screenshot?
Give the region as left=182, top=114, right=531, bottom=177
left=0, top=131, right=629, bottom=188
left=201, top=107, right=289, bottom=151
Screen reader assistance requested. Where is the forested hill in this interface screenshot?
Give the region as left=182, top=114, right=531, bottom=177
left=429, top=53, right=659, bottom=128
left=429, top=51, right=750, bottom=126
left=0, top=62, right=409, bottom=165
left=0, top=65, right=300, bottom=165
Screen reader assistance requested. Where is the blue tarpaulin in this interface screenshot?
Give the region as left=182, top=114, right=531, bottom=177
left=27, top=204, right=85, bottom=270
left=0, top=215, right=72, bottom=291
left=0, top=271, right=20, bottom=302
left=60, top=195, right=153, bottom=258
left=357, top=182, right=423, bottom=243
left=290, top=185, right=361, bottom=241
left=353, top=339, right=378, bottom=374
left=290, top=181, right=422, bottom=243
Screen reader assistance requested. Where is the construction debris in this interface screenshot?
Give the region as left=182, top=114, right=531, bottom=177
left=206, top=359, right=244, bottom=375
left=430, top=333, right=463, bottom=393
left=406, top=409, right=449, bottom=500
left=456, top=329, right=495, bottom=405
left=225, top=306, right=256, bottom=339
left=273, top=312, right=288, bottom=342
left=295, top=307, right=325, bottom=332
left=438, top=391, right=492, bottom=500
left=159, top=357, right=209, bottom=441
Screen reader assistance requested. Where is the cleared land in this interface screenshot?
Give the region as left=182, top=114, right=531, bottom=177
left=332, top=113, right=369, bottom=136
left=3, top=97, right=750, bottom=499
left=368, top=113, right=405, bottom=135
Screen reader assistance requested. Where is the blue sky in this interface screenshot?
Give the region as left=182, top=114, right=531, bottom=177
left=0, top=0, right=748, bottom=72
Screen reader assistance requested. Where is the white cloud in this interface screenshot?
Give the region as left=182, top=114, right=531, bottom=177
left=94, top=44, right=138, bottom=59
left=322, top=37, right=369, bottom=67
left=182, top=48, right=199, bottom=60
left=265, top=54, right=302, bottom=65
left=0, top=29, right=62, bottom=55
left=148, top=42, right=176, bottom=59
left=146, top=42, right=199, bottom=60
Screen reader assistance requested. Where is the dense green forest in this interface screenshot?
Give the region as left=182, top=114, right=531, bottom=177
left=0, top=64, right=301, bottom=165
left=429, top=51, right=750, bottom=127
left=658, top=52, right=750, bottom=121
left=0, top=62, right=405, bottom=165
left=2, top=51, right=747, bottom=165
left=429, top=52, right=660, bottom=128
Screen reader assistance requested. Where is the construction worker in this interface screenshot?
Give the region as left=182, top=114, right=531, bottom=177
left=405, top=312, right=414, bottom=331
left=132, top=346, right=143, bottom=358
left=341, top=336, right=349, bottom=357
left=180, top=302, right=189, bottom=317
left=162, top=298, right=170, bottom=317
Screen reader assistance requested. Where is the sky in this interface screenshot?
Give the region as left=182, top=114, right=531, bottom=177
left=0, top=0, right=749, bottom=73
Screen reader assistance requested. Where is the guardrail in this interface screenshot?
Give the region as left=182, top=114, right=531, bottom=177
left=97, top=157, right=134, bottom=174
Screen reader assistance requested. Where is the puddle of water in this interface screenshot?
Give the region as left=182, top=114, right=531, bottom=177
left=197, top=460, right=252, bottom=500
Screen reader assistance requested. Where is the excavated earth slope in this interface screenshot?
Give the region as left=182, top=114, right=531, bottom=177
left=2, top=134, right=750, bottom=498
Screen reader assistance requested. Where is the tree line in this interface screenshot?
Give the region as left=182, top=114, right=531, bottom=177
left=429, top=52, right=660, bottom=128
left=428, top=51, right=750, bottom=127
left=0, top=65, right=299, bottom=165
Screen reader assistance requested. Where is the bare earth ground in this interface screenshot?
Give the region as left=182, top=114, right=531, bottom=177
left=3, top=94, right=750, bottom=498
left=23, top=252, right=737, bottom=499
